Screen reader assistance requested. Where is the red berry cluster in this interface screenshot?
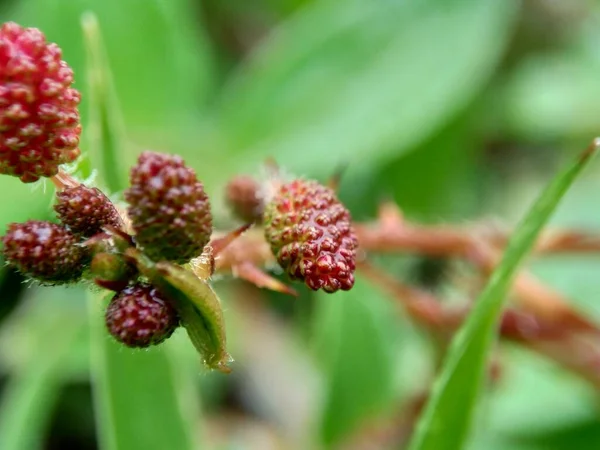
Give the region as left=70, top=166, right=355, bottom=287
left=125, top=151, right=212, bottom=264
left=263, top=179, right=357, bottom=293
left=225, top=172, right=358, bottom=293
left=2, top=151, right=209, bottom=348
left=105, top=283, right=179, bottom=348
left=2, top=220, right=86, bottom=284
left=0, top=21, right=359, bottom=359
left=55, top=185, right=123, bottom=237
left=0, top=22, right=81, bottom=183
left=2, top=181, right=123, bottom=284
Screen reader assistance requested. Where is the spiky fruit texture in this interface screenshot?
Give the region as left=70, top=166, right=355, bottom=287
left=264, top=179, right=357, bottom=293
left=125, top=151, right=212, bottom=264
left=105, top=283, right=179, bottom=348
left=0, top=22, right=81, bottom=183
left=54, top=185, right=122, bottom=237
left=225, top=175, right=263, bottom=223
left=2, top=220, right=85, bottom=283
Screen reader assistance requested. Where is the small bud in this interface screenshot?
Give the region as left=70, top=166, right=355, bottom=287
left=0, top=22, right=81, bottom=183
left=2, top=220, right=86, bottom=284
left=91, top=252, right=136, bottom=283
left=264, top=179, right=357, bottom=293
left=125, top=151, right=212, bottom=264
left=105, top=283, right=179, bottom=348
left=225, top=175, right=263, bottom=223
left=55, top=184, right=123, bottom=237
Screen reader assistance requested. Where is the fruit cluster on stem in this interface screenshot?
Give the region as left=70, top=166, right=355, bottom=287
left=0, top=21, right=358, bottom=361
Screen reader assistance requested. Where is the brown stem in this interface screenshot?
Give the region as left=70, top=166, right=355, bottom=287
left=49, top=168, right=81, bottom=190
left=211, top=198, right=600, bottom=387
left=359, top=260, right=600, bottom=388
left=215, top=203, right=600, bottom=335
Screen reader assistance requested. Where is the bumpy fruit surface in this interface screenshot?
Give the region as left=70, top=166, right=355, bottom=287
left=125, top=151, right=212, bottom=264
left=54, top=184, right=122, bottom=237
left=0, top=22, right=81, bottom=183
left=105, top=283, right=179, bottom=348
left=225, top=175, right=263, bottom=223
left=2, top=220, right=85, bottom=283
left=264, top=179, right=357, bottom=293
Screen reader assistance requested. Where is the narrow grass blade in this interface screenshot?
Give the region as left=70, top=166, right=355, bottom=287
left=0, top=288, right=86, bottom=450
left=407, top=140, right=599, bottom=450
left=81, top=13, right=199, bottom=450
left=87, top=292, right=197, bottom=450
left=81, top=12, right=128, bottom=193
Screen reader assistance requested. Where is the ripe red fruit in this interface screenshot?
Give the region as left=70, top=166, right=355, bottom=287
left=264, top=179, right=358, bottom=293
left=105, top=283, right=179, bottom=348
left=225, top=175, right=263, bottom=223
left=2, top=220, right=86, bottom=284
left=54, top=184, right=123, bottom=237
left=0, top=22, right=81, bottom=183
left=125, top=151, right=212, bottom=264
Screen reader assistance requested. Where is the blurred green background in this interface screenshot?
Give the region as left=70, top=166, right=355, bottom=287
left=1, top=0, right=600, bottom=449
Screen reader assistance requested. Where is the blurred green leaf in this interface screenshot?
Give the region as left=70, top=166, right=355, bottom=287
left=81, top=12, right=128, bottom=191
left=130, top=252, right=232, bottom=373
left=407, top=142, right=598, bottom=450
left=208, top=0, right=518, bottom=177
left=508, top=419, right=600, bottom=450
left=342, top=112, right=479, bottom=221
left=6, top=0, right=213, bottom=130
left=313, top=278, right=404, bottom=445
left=0, top=286, right=87, bottom=450
left=0, top=177, right=53, bottom=232
left=501, top=53, right=600, bottom=141
left=79, top=13, right=201, bottom=450
left=88, top=291, right=198, bottom=450
left=468, top=347, right=599, bottom=450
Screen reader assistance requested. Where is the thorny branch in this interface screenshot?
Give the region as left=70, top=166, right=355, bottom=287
left=214, top=201, right=600, bottom=388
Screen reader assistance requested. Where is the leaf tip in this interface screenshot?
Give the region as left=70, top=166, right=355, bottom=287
left=80, top=10, right=99, bottom=34
left=206, top=353, right=233, bottom=374
left=580, top=137, right=600, bottom=164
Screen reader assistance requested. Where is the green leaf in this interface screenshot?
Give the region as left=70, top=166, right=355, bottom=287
left=81, top=12, right=128, bottom=192
left=313, top=278, right=404, bottom=445
left=129, top=250, right=231, bottom=373
left=501, top=53, right=600, bottom=140
left=467, top=347, right=599, bottom=450
left=87, top=291, right=198, bottom=450
left=0, top=286, right=87, bottom=450
left=80, top=14, right=201, bottom=450
left=7, top=0, right=213, bottom=128
left=407, top=140, right=599, bottom=450
left=0, top=177, right=53, bottom=232
left=499, top=18, right=600, bottom=142
left=209, top=0, right=518, bottom=177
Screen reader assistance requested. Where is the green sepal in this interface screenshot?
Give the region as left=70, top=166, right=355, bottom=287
left=127, top=249, right=231, bottom=373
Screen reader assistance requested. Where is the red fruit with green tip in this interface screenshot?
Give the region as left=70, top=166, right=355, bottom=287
left=105, top=283, right=179, bottom=348
left=264, top=179, right=357, bottom=293
left=2, top=220, right=86, bottom=284
left=0, top=22, right=81, bottom=183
